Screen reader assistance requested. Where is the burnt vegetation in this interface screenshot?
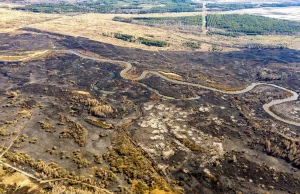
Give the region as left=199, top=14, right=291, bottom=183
left=0, top=29, right=299, bottom=194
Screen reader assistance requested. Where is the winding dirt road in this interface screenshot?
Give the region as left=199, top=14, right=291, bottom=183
left=68, top=50, right=300, bottom=127
left=2, top=50, right=300, bottom=126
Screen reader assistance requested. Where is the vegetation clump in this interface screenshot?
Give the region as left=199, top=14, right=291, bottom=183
left=29, top=138, right=38, bottom=144
left=90, top=105, right=114, bottom=118
left=113, top=16, right=133, bottom=23
left=95, top=168, right=116, bottom=182
left=103, top=135, right=174, bottom=193
left=114, top=33, right=135, bottom=42
left=6, top=90, right=19, bottom=99
left=100, top=29, right=171, bottom=47
left=179, top=138, right=207, bottom=152
left=18, top=110, right=31, bottom=118
left=72, top=155, right=91, bottom=169
left=94, top=154, right=103, bottom=164
left=72, top=97, right=114, bottom=118
left=138, top=37, right=169, bottom=47
left=207, top=31, right=239, bottom=37
left=183, top=41, right=201, bottom=49
left=6, top=90, right=20, bottom=104
left=0, top=128, right=9, bottom=136
left=263, top=135, right=300, bottom=168
left=20, top=134, right=29, bottom=142
left=59, top=117, right=86, bottom=147
left=85, top=117, right=113, bottom=129
left=38, top=121, right=56, bottom=133
left=3, top=150, right=96, bottom=186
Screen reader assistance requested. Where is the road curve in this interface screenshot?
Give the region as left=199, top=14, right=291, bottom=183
left=68, top=50, right=300, bottom=127
left=2, top=50, right=299, bottom=127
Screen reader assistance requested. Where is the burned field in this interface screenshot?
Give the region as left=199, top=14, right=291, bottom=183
left=0, top=31, right=299, bottom=193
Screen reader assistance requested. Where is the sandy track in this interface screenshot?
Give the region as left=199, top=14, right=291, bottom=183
left=2, top=49, right=300, bottom=126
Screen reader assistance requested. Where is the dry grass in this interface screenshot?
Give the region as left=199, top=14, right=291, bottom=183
left=84, top=117, right=113, bottom=129
left=29, top=12, right=190, bottom=51
left=80, top=98, right=114, bottom=117
left=0, top=50, right=49, bottom=61
left=50, top=183, right=109, bottom=194
left=29, top=11, right=300, bottom=51
left=0, top=8, right=60, bottom=33
left=1, top=8, right=300, bottom=52
left=23, top=11, right=237, bottom=52
left=159, top=71, right=183, bottom=81
left=72, top=90, right=91, bottom=96
left=0, top=2, right=24, bottom=8
left=90, top=105, right=113, bottom=117
left=0, top=167, right=40, bottom=192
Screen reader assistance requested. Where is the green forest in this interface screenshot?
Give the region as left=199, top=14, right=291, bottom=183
left=13, top=3, right=87, bottom=13
left=206, top=3, right=256, bottom=11
left=114, top=14, right=300, bottom=36
left=12, top=0, right=201, bottom=14
left=132, top=15, right=202, bottom=25
left=206, top=14, right=300, bottom=35
left=11, top=0, right=300, bottom=14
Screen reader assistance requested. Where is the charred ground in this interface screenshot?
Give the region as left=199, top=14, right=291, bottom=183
left=0, top=30, right=299, bottom=194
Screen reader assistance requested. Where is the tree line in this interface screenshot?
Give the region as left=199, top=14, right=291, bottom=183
left=206, top=2, right=300, bottom=11
left=113, top=15, right=202, bottom=27
left=112, top=33, right=170, bottom=47
left=12, top=0, right=202, bottom=14
left=132, top=15, right=203, bottom=26
left=207, top=14, right=300, bottom=35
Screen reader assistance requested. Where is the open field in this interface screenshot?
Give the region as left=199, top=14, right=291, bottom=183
left=2, top=8, right=300, bottom=52
left=230, top=6, right=300, bottom=21
left=0, top=2, right=23, bottom=8
left=0, top=8, right=60, bottom=33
